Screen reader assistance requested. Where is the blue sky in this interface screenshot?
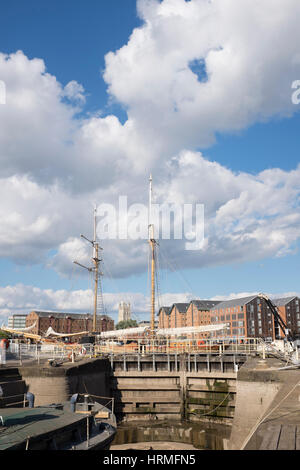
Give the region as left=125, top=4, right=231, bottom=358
left=0, top=1, right=140, bottom=111
left=0, top=0, right=300, bottom=322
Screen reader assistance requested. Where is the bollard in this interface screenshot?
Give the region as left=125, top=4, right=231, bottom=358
left=86, top=416, right=89, bottom=449
left=70, top=394, right=79, bottom=412
left=19, top=344, right=22, bottom=366
left=111, top=397, right=115, bottom=418
left=26, top=392, right=35, bottom=408
left=0, top=347, right=6, bottom=366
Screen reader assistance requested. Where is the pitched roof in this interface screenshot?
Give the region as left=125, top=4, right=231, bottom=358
left=30, top=311, right=110, bottom=320
left=171, top=303, right=190, bottom=313
left=158, top=300, right=222, bottom=316
left=157, top=306, right=172, bottom=316
left=209, top=295, right=258, bottom=311
left=191, top=300, right=222, bottom=310
left=273, top=296, right=297, bottom=306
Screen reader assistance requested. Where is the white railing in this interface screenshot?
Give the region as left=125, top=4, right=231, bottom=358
left=94, top=337, right=263, bottom=356
left=2, top=337, right=267, bottom=366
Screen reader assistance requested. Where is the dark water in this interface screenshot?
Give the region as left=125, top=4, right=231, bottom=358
left=111, top=420, right=231, bottom=450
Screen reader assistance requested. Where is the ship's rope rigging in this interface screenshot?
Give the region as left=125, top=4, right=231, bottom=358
left=156, top=242, right=199, bottom=302
left=101, top=257, right=141, bottom=324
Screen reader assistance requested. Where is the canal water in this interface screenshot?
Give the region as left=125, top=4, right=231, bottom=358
left=110, top=420, right=231, bottom=450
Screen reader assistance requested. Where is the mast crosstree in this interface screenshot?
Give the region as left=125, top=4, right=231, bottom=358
left=74, top=207, right=105, bottom=333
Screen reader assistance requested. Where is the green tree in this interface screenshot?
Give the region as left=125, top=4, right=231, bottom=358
left=0, top=330, right=11, bottom=339
left=116, top=319, right=138, bottom=330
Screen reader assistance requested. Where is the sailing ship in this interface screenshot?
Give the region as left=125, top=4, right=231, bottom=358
left=1, top=177, right=229, bottom=348
left=1, top=207, right=106, bottom=344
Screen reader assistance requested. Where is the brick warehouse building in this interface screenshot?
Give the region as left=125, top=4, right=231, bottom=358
left=26, top=311, right=114, bottom=339
left=169, top=303, right=190, bottom=328
left=273, top=297, right=300, bottom=339
left=210, top=295, right=267, bottom=339
left=158, top=300, right=221, bottom=333
left=158, top=296, right=300, bottom=341
left=209, top=295, right=300, bottom=341
left=186, top=300, right=221, bottom=328
left=158, top=306, right=171, bottom=329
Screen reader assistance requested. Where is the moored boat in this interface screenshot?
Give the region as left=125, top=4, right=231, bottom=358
left=0, top=393, right=116, bottom=450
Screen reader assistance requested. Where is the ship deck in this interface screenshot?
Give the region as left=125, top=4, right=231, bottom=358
left=0, top=405, right=88, bottom=450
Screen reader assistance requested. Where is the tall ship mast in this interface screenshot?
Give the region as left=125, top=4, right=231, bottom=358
left=149, top=174, right=157, bottom=336
left=74, top=207, right=104, bottom=334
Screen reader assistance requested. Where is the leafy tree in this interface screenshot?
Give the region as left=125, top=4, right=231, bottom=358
left=116, top=319, right=138, bottom=330
left=0, top=330, right=11, bottom=339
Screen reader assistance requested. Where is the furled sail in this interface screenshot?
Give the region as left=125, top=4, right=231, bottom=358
left=44, top=327, right=89, bottom=338
left=99, top=324, right=229, bottom=339
left=1, top=321, right=37, bottom=333
left=100, top=327, right=148, bottom=339
left=155, top=324, right=230, bottom=336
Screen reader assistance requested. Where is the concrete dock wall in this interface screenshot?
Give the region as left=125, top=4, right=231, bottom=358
left=109, top=354, right=246, bottom=424
left=230, top=358, right=300, bottom=450
left=17, top=354, right=246, bottom=426
left=227, top=374, right=280, bottom=449
left=19, top=358, right=111, bottom=406
left=4, top=354, right=300, bottom=450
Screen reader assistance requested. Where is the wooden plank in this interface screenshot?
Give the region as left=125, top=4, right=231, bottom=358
left=278, top=425, right=296, bottom=450
left=113, top=384, right=180, bottom=390
left=95, top=411, right=109, bottom=419
left=260, top=425, right=281, bottom=450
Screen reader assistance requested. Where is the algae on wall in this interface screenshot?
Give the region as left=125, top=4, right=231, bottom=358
left=187, top=379, right=234, bottom=421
